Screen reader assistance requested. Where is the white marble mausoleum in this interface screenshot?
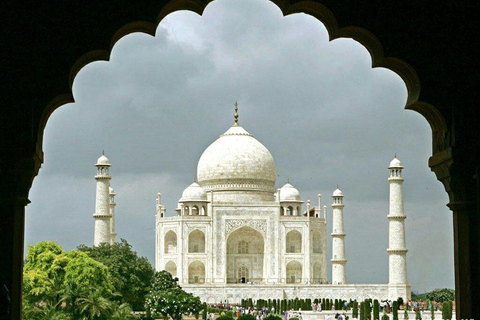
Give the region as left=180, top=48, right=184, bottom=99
left=93, top=105, right=411, bottom=303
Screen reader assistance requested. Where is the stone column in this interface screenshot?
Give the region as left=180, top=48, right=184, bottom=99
left=331, top=188, right=347, bottom=284
left=93, top=155, right=111, bottom=246
left=387, top=158, right=408, bottom=285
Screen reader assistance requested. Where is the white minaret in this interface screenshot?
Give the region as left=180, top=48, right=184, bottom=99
left=93, top=153, right=112, bottom=246
left=109, top=187, right=117, bottom=244
left=331, top=187, right=347, bottom=284
left=387, top=156, right=408, bottom=285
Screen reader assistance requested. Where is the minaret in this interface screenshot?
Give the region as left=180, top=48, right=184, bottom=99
left=387, top=156, right=408, bottom=285
left=109, top=187, right=117, bottom=244
left=93, top=153, right=112, bottom=246
left=331, top=187, right=347, bottom=284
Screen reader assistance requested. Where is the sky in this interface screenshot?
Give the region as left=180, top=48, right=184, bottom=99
left=25, top=0, right=454, bottom=293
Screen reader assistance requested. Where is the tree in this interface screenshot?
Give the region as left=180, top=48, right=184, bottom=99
left=364, top=299, right=371, bottom=320
left=360, top=302, right=365, bottom=320
left=78, top=239, right=155, bottom=310
left=373, top=300, right=380, bottom=320
left=392, top=301, right=399, bottom=320
left=23, top=241, right=117, bottom=320
left=447, top=301, right=453, bottom=320
left=146, top=271, right=202, bottom=320
left=415, top=309, right=421, bottom=320
left=425, top=289, right=455, bottom=303
left=77, top=288, right=114, bottom=320
left=404, top=309, right=408, bottom=320
left=352, top=301, right=359, bottom=318
left=111, top=303, right=137, bottom=320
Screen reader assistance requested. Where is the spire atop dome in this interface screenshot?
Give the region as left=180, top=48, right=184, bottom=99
left=234, top=101, right=239, bottom=126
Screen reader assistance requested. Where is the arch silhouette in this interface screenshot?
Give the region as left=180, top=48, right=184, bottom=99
left=4, top=1, right=478, bottom=319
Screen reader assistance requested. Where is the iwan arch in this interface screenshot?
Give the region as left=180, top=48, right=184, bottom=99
left=2, top=0, right=478, bottom=319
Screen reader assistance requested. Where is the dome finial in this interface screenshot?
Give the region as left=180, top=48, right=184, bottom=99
left=193, top=175, right=196, bottom=183
left=102, top=149, right=105, bottom=156
left=395, top=152, right=397, bottom=158
left=234, top=101, right=239, bottom=126
left=287, top=175, right=290, bottom=184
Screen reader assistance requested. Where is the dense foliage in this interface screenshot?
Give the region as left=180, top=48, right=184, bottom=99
left=238, top=314, right=256, bottom=320
left=352, top=301, right=359, bottom=318
left=145, top=270, right=202, bottom=320
left=78, top=239, right=154, bottom=310
left=392, top=301, right=399, bottom=320
left=426, top=288, right=455, bottom=303
left=441, top=301, right=453, bottom=320
left=373, top=299, right=379, bottom=320
left=22, top=241, right=136, bottom=320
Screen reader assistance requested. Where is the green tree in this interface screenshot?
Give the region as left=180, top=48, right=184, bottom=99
left=426, top=289, right=455, bottom=303
left=77, top=288, right=114, bottom=320
left=373, top=300, right=380, bottom=320
left=111, top=303, right=136, bottom=320
left=238, top=315, right=256, bottom=320
left=360, top=302, right=365, bottom=320
left=146, top=271, right=202, bottom=320
left=352, top=301, right=359, bottom=318
left=392, top=301, right=399, bottom=320
left=404, top=309, right=408, bottom=320
left=364, top=299, right=371, bottom=320
left=78, top=239, right=155, bottom=310
left=381, top=310, right=389, bottom=320
left=23, top=241, right=117, bottom=320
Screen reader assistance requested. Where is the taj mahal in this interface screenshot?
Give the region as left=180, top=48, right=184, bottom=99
left=92, top=104, right=411, bottom=303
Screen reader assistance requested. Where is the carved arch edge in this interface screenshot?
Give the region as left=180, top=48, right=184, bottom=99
left=37, top=0, right=447, bottom=169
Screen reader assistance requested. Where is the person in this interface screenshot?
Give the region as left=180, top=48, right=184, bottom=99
left=319, top=301, right=322, bottom=312
left=211, top=312, right=215, bottom=320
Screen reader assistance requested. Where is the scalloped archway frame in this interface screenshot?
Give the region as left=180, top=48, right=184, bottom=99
left=6, top=1, right=474, bottom=320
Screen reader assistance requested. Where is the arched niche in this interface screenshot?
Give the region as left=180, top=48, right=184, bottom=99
left=164, top=230, right=177, bottom=254
left=188, top=260, right=205, bottom=284
left=286, top=260, right=302, bottom=284
left=188, top=229, right=205, bottom=253
left=165, top=260, right=177, bottom=277
left=286, top=230, right=302, bottom=253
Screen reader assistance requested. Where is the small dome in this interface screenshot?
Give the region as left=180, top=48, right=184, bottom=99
left=180, top=182, right=208, bottom=202
left=109, top=187, right=115, bottom=194
left=333, top=188, right=344, bottom=197
left=96, top=154, right=110, bottom=166
left=279, top=183, right=302, bottom=202
left=389, top=157, right=403, bottom=168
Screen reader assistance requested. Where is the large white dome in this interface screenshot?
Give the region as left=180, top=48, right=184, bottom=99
left=197, top=125, right=276, bottom=192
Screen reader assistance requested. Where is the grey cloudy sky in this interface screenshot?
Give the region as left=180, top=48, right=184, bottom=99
left=25, top=0, right=454, bottom=293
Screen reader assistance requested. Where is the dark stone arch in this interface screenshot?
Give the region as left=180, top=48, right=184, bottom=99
left=2, top=1, right=479, bottom=319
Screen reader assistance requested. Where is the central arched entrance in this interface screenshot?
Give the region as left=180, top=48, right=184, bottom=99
left=226, top=226, right=264, bottom=284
